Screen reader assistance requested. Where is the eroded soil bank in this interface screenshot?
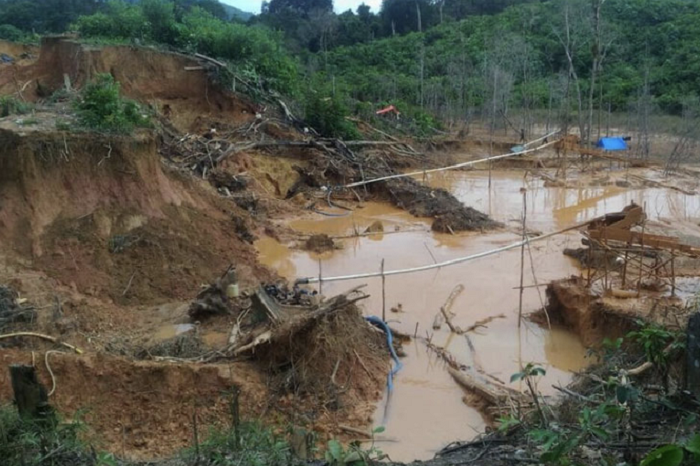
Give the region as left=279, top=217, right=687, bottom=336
left=0, top=37, right=699, bottom=465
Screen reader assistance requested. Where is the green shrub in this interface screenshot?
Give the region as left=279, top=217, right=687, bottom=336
left=75, top=3, right=300, bottom=96
left=0, top=96, right=33, bottom=117
left=179, top=8, right=299, bottom=95
left=0, top=404, right=92, bottom=466
left=73, top=0, right=148, bottom=40
left=74, top=74, right=150, bottom=133
left=305, top=91, right=359, bottom=140
left=141, top=0, right=177, bottom=44
left=0, top=24, right=24, bottom=41
left=185, top=421, right=302, bottom=466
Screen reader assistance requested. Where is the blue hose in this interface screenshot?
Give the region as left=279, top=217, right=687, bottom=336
left=365, top=316, right=403, bottom=393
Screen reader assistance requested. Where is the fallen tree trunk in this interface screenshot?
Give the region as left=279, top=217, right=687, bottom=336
left=448, top=367, right=526, bottom=406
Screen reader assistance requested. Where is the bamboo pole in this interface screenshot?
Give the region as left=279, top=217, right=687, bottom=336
left=381, top=259, right=386, bottom=322
left=518, top=189, right=527, bottom=328
left=318, top=259, right=323, bottom=296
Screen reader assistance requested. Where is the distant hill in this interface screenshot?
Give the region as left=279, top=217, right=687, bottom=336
left=121, top=0, right=253, bottom=21
left=223, top=4, right=253, bottom=20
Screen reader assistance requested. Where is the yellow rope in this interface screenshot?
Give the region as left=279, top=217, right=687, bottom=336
left=0, top=332, right=83, bottom=354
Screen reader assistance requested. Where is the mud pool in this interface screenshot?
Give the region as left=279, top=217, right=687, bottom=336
left=257, top=170, right=700, bottom=462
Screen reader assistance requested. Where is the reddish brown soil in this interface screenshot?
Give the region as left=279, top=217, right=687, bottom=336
left=0, top=37, right=401, bottom=461
left=542, top=276, right=689, bottom=347
left=0, top=37, right=256, bottom=132
left=0, top=348, right=266, bottom=459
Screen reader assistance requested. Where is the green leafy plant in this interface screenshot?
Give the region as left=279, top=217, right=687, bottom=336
left=186, top=421, right=300, bottom=466
left=17, top=117, right=38, bottom=126
left=529, top=401, right=625, bottom=465
left=640, top=434, right=700, bottom=466
left=497, top=414, right=521, bottom=432
left=0, top=96, right=33, bottom=117
left=305, top=91, right=360, bottom=140
left=74, top=74, right=150, bottom=133
left=325, top=426, right=385, bottom=465
left=511, top=363, right=547, bottom=425
left=0, top=404, right=93, bottom=466
left=56, top=119, right=72, bottom=131
left=627, top=320, right=685, bottom=368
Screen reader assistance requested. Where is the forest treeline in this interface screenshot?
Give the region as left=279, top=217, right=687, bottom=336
left=0, top=0, right=698, bottom=140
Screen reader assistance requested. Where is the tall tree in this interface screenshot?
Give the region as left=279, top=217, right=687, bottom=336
left=267, top=0, right=333, bottom=15
left=380, top=0, right=436, bottom=35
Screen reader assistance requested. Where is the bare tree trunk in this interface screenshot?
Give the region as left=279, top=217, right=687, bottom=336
left=556, top=1, right=585, bottom=139
left=416, top=0, right=422, bottom=33
left=588, top=0, right=607, bottom=145
left=419, top=44, right=425, bottom=109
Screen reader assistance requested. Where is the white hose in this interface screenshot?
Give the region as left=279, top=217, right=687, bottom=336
left=344, top=130, right=560, bottom=189
left=298, top=216, right=595, bottom=285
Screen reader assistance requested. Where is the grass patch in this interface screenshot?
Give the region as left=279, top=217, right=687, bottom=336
left=17, top=117, right=39, bottom=126
left=0, top=96, right=33, bottom=117
left=0, top=404, right=94, bottom=466
left=182, top=421, right=304, bottom=466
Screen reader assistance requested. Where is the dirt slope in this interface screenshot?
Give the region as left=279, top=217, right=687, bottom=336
left=0, top=37, right=256, bottom=132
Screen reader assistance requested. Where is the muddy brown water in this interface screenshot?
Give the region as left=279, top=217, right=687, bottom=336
left=257, top=170, right=700, bottom=462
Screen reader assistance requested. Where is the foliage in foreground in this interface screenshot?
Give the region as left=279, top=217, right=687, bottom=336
left=511, top=321, right=696, bottom=466
left=183, top=421, right=302, bottom=466
left=74, top=74, right=150, bottom=133
left=0, top=405, right=95, bottom=466
left=0, top=95, right=33, bottom=117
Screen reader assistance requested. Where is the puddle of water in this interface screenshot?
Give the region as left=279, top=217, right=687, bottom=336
left=256, top=171, right=700, bottom=462
left=290, top=202, right=426, bottom=238
left=427, top=170, right=700, bottom=231
left=154, top=323, right=195, bottom=341
left=258, top=222, right=587, bottom=460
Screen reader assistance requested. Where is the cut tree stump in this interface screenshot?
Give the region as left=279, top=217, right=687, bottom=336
left=687, top=313, right=700, bottom=398
left=10, top=364, right=54, bottom=423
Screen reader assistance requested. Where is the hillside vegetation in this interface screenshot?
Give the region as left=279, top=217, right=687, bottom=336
left=0, top=0, right=698, bottom=143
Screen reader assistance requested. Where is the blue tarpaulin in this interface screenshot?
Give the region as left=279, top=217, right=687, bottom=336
left=597, top=137, right=628, bottom=151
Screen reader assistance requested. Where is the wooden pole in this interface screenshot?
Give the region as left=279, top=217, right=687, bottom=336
left=318, top=259, right=323, bottom=296
left=671, top=253, right=676, bottom=297
left=518, top=189, right=527, bottom=328
left=637, top=219, right=646, bottom=294
left=381, top=259, right=386, bottom=322
left=686, top=312, right=700, bottom=398
left=621, top=244, right=630, bottom=287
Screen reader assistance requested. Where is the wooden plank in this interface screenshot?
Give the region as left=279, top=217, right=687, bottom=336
left=589, top=228, right=700, bottom=255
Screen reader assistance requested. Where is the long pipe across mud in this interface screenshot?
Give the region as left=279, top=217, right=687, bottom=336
left=298, top=215, right=596, bottom=284
left=343, top=131, right=559, bottom=189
